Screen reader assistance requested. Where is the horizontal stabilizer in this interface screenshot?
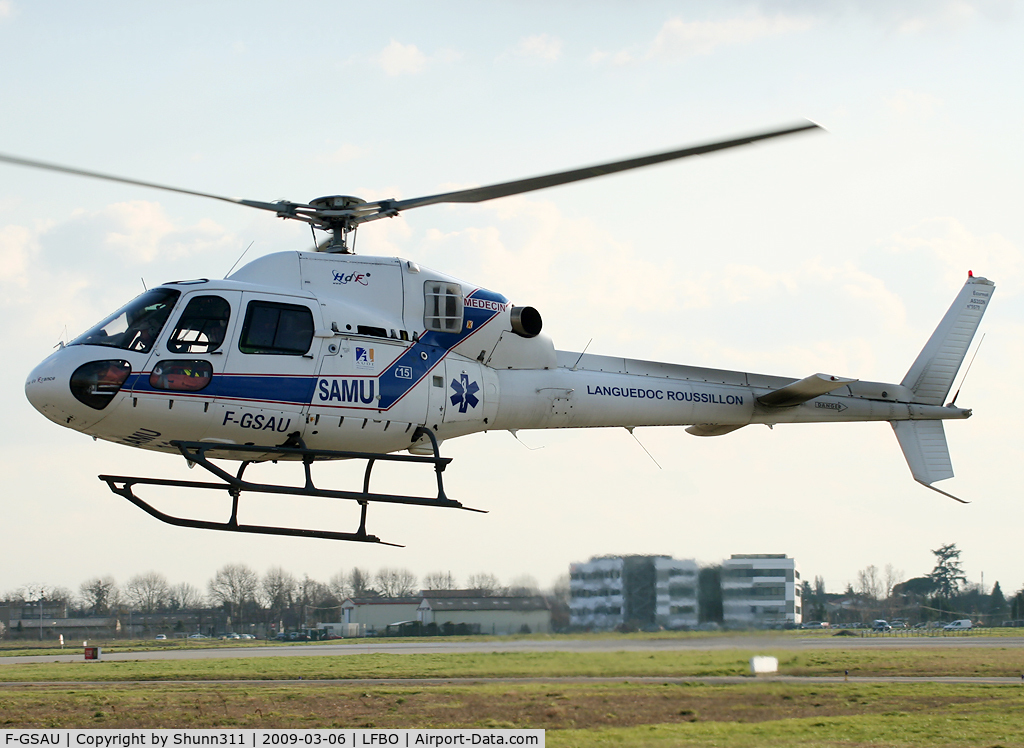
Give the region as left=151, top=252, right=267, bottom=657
left=902, top=274, right=994, bottom=405
left=891, top=420, right=967, bottom=503
left=757, top=373, right=856, bottom=408
left=686, top=424, right=746, bottom=437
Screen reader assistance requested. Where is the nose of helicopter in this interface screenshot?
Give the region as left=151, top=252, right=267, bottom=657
left=25, top=350, right=78, bottom=427
left=24, top=347, right=127, bottom=431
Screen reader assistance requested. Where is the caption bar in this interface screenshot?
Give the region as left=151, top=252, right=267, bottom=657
left=2, top=731, right=542, bottom=747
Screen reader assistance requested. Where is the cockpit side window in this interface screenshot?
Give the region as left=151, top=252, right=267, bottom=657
left=238, top=300, right=314, bottom=355
left=167, top=295, right=231, bottom=354
left=423, top=281, right=463, bottom=333
left=69, top=288, right=181, bottom=354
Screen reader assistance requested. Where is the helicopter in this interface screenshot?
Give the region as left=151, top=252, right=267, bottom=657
left=9, top=121, right=993, bottom=545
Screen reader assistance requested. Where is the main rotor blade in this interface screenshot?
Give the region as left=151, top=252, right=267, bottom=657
left=378, top=121, right=822, bottom=214
left=0, top=151, right=302, bottom=214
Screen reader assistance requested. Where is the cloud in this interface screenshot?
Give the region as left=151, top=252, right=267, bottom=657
left=100, top=201, right=237, bottom=262
left=378, top=40, right=427, bottom=76
left=0, top=202, right=248, bottom=346
left=588, top=10, right=815, bottom=67
left=588, top=49, right=635, bottom=67
left=512, top=34, right=562, bottom=63
left=324, top=143, right=367, bottom=164
left=648, top=12, right=815, bottom=59
left=886, top=217, right=1021, bottom=290
left=886, top=89, right=943, bottom=119
left=886, top=0, right=981, bottom=33
left=735, top=0, right=996, bottom=33
left=0, top=224, right=35, bottom=287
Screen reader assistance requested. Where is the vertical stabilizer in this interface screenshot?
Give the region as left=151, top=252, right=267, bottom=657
left=892, top=420, right=953, bottom=483
left=901, top=274, right=994, bottom=405
left=892, top=418, right=966, bottom=503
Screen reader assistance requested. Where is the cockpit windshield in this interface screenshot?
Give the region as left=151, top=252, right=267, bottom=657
left=69, top=288, right=181, bottom=353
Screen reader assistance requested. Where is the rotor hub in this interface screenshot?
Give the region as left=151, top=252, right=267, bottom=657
left=309, top=196, right=368, bottom=254
left=309, top=195, right=367, bottom=211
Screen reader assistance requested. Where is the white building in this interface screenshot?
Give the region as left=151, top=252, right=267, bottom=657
left=569, top=557, right=624, bottom=630
left=721, top=554, right=801, bottom=628
left=655, top=557, right=699, bottom=630
left=418, top=595, right=551, bottom=635
left=569, top=555, right=699, bottom=630
left=341, top=596, right=422, bottom=634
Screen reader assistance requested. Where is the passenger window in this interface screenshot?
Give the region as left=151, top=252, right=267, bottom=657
left=167, top=295, right=231, bottom=354
left=424, top=281, right=463, bottom=333
left=150, top=360, right=213, bottom=391
left=239, top=301, right=314, bottom=355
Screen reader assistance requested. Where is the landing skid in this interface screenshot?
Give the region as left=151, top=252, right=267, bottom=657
left=98, top=427, right=482, bottom=545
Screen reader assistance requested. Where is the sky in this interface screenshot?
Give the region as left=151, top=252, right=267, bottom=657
left=1, top=1, right=1022, bottom=603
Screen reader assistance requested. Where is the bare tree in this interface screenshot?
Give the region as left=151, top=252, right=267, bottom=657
left=422, top=571, right=457, bottom=591
left=124, top=572, right=171, bottom=613
left=856, top=565, right=882, bottom=601
left=208, top=563, right=259, bottom=624
left=375, top=568, right=418, bottom=597
left=295, top=576, right=336, bottom=626
left=548, top=573, right=570, bottom=605
left=17, top=584, right=72, bottom=604
left=348, top=568, right=373, bottom=596
left=261, top=567, right=297, bottom=612
left=298, top=575, right=333, bottom=608
left=328, top=570, right=351, bottom=600
left=467, top=572, right=503, bottom=596
left=508, top=574, right=540, bottom=596
left=809, top=575, right=827, bottom=621
left=79, top=576, right=119, bottom=615
left=883, top=564, right=905, bottom=601
left=168, top=582, right=203, bottom=610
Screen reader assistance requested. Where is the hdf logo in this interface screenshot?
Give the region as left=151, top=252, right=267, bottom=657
left=332, top=270, right=370, bottom=285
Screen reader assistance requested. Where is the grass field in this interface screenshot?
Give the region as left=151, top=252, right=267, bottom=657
left=2, top=635, right=1024, bottom=746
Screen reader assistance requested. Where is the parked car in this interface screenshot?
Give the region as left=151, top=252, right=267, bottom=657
left=872, top=619, right=892, bottom=631
left=187, top=633, right=209, bottom=639
left=154, top=634, right=167, bottom=640
left=943, top=619, right=973, bottom=631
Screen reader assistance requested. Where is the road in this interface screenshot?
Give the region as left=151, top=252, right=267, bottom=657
left=2, top=633, right=1022, bottom=666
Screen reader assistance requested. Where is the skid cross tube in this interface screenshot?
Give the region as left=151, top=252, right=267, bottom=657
left=98, top=427, right=483, bottom=543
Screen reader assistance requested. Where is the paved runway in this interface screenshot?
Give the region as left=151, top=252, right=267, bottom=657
left=2, top=634, right=1022, bottom=666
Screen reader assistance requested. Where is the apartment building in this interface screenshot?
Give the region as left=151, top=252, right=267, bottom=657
left=721, top=553, right=801, bottom=627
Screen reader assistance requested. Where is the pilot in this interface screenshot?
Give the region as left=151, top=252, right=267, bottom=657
left=125, top=313, right=162, bottom=352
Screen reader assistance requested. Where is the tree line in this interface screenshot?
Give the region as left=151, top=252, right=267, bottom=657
left=1, top=565, right=559, bottom=633
left=800, top=543, right=1024, bottom=624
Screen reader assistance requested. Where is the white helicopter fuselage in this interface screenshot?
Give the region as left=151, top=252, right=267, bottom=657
left=25, top=250, right=987, bottom=482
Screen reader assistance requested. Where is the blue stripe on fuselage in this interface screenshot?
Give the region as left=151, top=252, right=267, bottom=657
left=129, top=372, right=317, bottom=405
